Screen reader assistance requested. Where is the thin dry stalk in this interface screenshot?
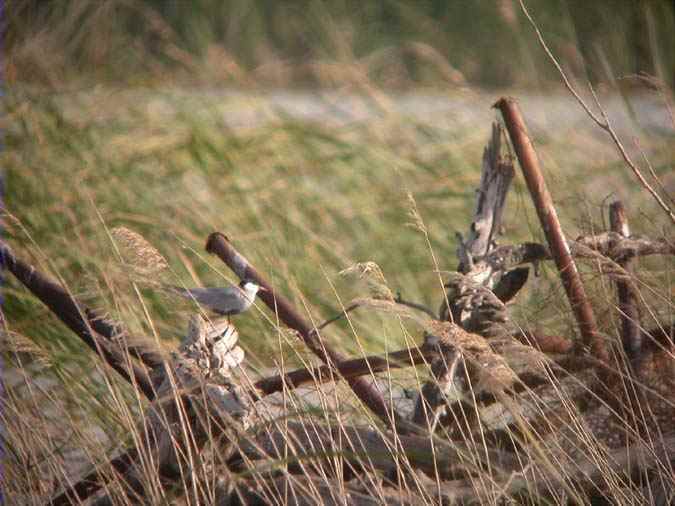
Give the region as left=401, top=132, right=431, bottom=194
left=518, top=0, right=675, bottom=225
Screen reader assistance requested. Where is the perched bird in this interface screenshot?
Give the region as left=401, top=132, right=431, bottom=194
left=168, top=279, right=267, bottom=318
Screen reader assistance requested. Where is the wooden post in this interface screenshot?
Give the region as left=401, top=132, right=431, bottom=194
left=609, top=201, right=641, bottom=367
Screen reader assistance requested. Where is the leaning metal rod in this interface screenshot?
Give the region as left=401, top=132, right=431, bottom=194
left=495, top=98, right=609, bottom=366
left=0, top=242, right=165, bottom=369
left=205, top=232, right=401, bottom=429
left=0, top=241, right=156, bottom=399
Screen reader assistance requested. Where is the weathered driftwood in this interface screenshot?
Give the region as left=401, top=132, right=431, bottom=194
left=53, top=316, right=254, bottom=506
left=424, top=124, right=522, bottom=433
left=412, top=434, right=675, bottom=505
left=440, top=275, right=512, bottom=337
left=236, top=420, right=520, bottom=482
left=484, top=235, right=674, bottom=273
left=233, top=418, right=675, bottom=505
left=225, top=474, right=417, bottom=506
left=575, top=231, right=675, bottom=262
left=411, top=331, right=465, bottom=430
left=456, top=122, right=515, bottom=276
left=440, top=122, right=515, bottom=321
left=410, top=322, right=539, bottom=435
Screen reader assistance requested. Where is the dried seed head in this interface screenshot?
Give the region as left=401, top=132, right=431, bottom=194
left=111, top=227, right=169, bottom=276
left=405, top=192, right=427, bottom=233
left=340, top=261, right=393, bottom=300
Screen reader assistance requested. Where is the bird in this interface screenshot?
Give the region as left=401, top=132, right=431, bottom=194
left=167, top=279, right=267, bottom=318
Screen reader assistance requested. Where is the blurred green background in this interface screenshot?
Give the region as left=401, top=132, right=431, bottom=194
left=7, top=0, right=675, bottom=88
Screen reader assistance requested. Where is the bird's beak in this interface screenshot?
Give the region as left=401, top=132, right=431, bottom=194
left=258, top=286, right=269, bottom=293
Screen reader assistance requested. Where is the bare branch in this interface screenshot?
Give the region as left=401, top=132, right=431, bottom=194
left=314, top=294, right=437, bottom=333
left=574, top=232, right=675, bottom=263
left=483, top=235, right=673, bottom=275
left=254, top=345, right=434, bottom=397
left=587, top=84, right=675, bottom=224
left=314, top=301, right=363, bottom=331
left=394, top=293, right=438, bottom=319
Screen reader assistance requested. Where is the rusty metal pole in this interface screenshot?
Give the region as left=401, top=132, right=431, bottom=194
left=495, top=98, right=609, bottom=365
left=0, top=241, right=157, bottom=398
left=205, top=232, right=401, bottom=429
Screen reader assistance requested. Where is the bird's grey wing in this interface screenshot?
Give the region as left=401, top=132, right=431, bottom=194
left=167, top=285, right=236, bottom=314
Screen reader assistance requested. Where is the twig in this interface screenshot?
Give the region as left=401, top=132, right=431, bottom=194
left=517, top=0, right=604, bottom=128
left=395, top=293, right=438, bottom=319
left=314, top=301, right=362, bottom=331
left=205, top=232, right=401, bottom=430
left=609, top=202, right=642, bottom=365
left=254, top=344, right=435, bottom=397
left=518, top=0, right=675, bottom=224
left=495, top=97, right=609, bottom=365
left=484, top=236, right=673, bottom=274
left=0, top=241, right=157, bottom=399
left=587, top=84, right=675, bottom=224
left=313, top=295, right=436, bottom=333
